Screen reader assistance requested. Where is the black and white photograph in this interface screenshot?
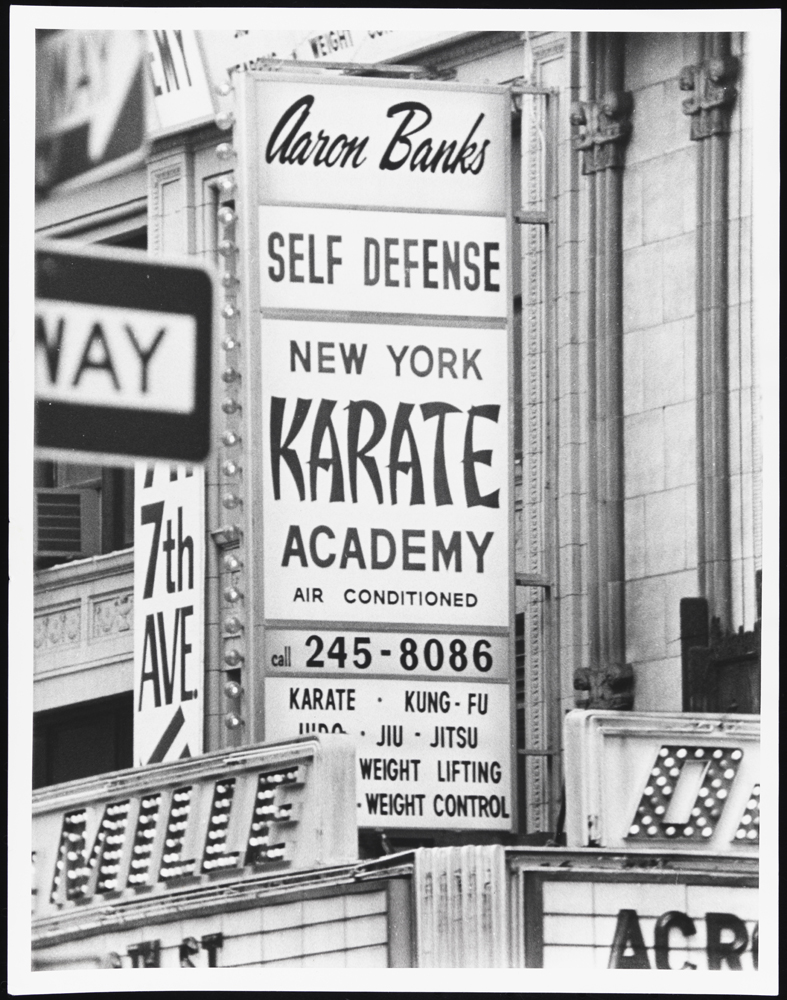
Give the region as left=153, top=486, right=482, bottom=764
left=9, top=8, right=779, bottom=994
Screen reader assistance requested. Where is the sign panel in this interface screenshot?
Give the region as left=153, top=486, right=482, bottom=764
left=252, top=79, right=507, bottom=212
left=146, top=29, right=215, bottom=131
left=564, top=710, right=760, bottom=854
left=239, top=74, right=514, bottom=832
left=35, top=241, right=213, bottom=464
left=261, top=319, right=508, bottom=626
left=35, top=30, right=147, bottom=191
left=32, top=736, right=358, bottom=921
left=198, top=30, right=473, bottom=88
left=133, top=461, right=205, bottom=766
left=259, top=209, right=507, bottom=317
left=523, top=872, right=758, bottom=971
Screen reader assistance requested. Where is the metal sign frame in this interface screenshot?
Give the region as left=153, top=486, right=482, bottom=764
left=35, top=240, right=214, bottom=466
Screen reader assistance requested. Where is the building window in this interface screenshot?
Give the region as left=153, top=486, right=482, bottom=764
left=33, top=693, right=133, bottom=789
left=34, top=461, right=135, bottom=570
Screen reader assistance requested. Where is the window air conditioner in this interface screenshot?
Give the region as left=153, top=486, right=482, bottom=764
left=35, top=488, right=101, bottom=560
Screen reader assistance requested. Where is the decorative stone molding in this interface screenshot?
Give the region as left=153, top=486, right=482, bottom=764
left=569, top=90, right=633, bottom=174
left=91, top=592, right=133, bottom=639
left=679, top=54, right=739, bottom=140
left=573, top=663, right=634, bottom=711
left=34, top=607, right=81, bottom=651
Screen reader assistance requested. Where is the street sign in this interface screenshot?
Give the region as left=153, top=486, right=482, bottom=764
left=35, top=241, right=213, bottom=465
left=236, top=74, right=515, bottom=832
left=134, top=461, right=205, bottom=766
left=35, top=30, right=149, bottom=192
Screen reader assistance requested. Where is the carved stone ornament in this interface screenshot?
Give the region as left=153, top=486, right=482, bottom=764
left=573, top=662, right=634, bottom=711
left=679, top=55, right=739, bottom=140
left=91, top=592, right=133, bottom=639
left=34, top=607, right=81, bottom=650
left=569, top=91, right=633, bottom=174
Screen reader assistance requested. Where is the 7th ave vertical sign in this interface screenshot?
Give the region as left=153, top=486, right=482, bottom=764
left=236, top=74, right=515, bottom=832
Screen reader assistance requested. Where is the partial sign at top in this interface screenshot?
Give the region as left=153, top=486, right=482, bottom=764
left=245, top=77, right=508, bottom=213
left=35, top=241, right=213, bottom=465
left=35, top=30, right=148, bottom=192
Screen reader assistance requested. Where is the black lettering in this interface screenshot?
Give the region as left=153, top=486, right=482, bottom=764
left=608, top=909, right=651, bottom=970
left=347, top=400, right=386, bottom=503
left=282, top=526, right=308, bottom=567
left=706, top=913, right=749, bottom=971
left=309, top=399, right=345, bottom=502
left=463, top=405, right=500, bottom=508
left=483, top=242, right=500, bottom=292
left=389, top=403, right=424, bottom=506
left=268, top=232, right=285, bottom=281
left=72, top=323, right=120, bottom=390
left=270, top=397, right=311, bottom=501
left=124, top=326, right=166, bottom=394
left=35, top=315, right=64, bottom=383
left=463, top=242, right=480, bottom=290
left=380, top=101, right=432, bottom=171
left=654, top=911, right=696, bottom=970
left=421, top=401, right=461, bottom=505
left=309, top=526, right=335, bottom=568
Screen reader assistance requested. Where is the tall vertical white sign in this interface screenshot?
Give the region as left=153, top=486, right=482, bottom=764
left=134, top=462, right=204, bottom=764
left=238, top=75, right=514, bottom=831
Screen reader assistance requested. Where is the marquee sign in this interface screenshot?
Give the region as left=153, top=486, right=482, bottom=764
left=236, top=74, right=514, bottom=831
left=32, top=736, right=357, bottom=921
left=564, top=710, right=760, bottom=854
left=519, top=868, right=758, bottom=971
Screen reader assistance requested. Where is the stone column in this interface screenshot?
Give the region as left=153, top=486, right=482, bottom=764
left=570, top=33, right=633, bottom=709
left=680, top=33, right=738, bottom=631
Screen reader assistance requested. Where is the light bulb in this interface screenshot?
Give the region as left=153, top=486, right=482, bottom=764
left=222, top=460, right=241, bottom=477
left=218, top=206, right=236, bottom=226
left=223, top=586, right=242, bottom=603
left=222, top=431, right=241, bottom=447
left=223, top=615, right=243, bottom=634
left=218, top=239, right=236, bottom=258
left=221, top=367, right=240, bottom=383
left=224, top=648, right=244, bottom=667
left=222, top=398, right=241, bottom=414
left=224, top=712, right=243, bottom=729
left=223, top=553, right=242, bottom=571
left=222, top=335, right=240, bottom=351
left=221, top=303, right=239, bottom=320
left=216, top=111, right=234, bottom=131
left=223, top=493, right=242, bottom=510
left=224, top=680, right=242, bottom=699
left=216, top=142, right=236, bottom=161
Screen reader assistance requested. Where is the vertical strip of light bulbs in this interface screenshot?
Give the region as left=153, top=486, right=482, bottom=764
left=215, top=88, right=245, bottom=736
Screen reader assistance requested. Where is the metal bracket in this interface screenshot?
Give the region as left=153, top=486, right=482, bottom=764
left=516, top=210, right=549, bottom=226
left=516, top=572, right=550, bottom=589
left=239, top=59, right=454, bottom=81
